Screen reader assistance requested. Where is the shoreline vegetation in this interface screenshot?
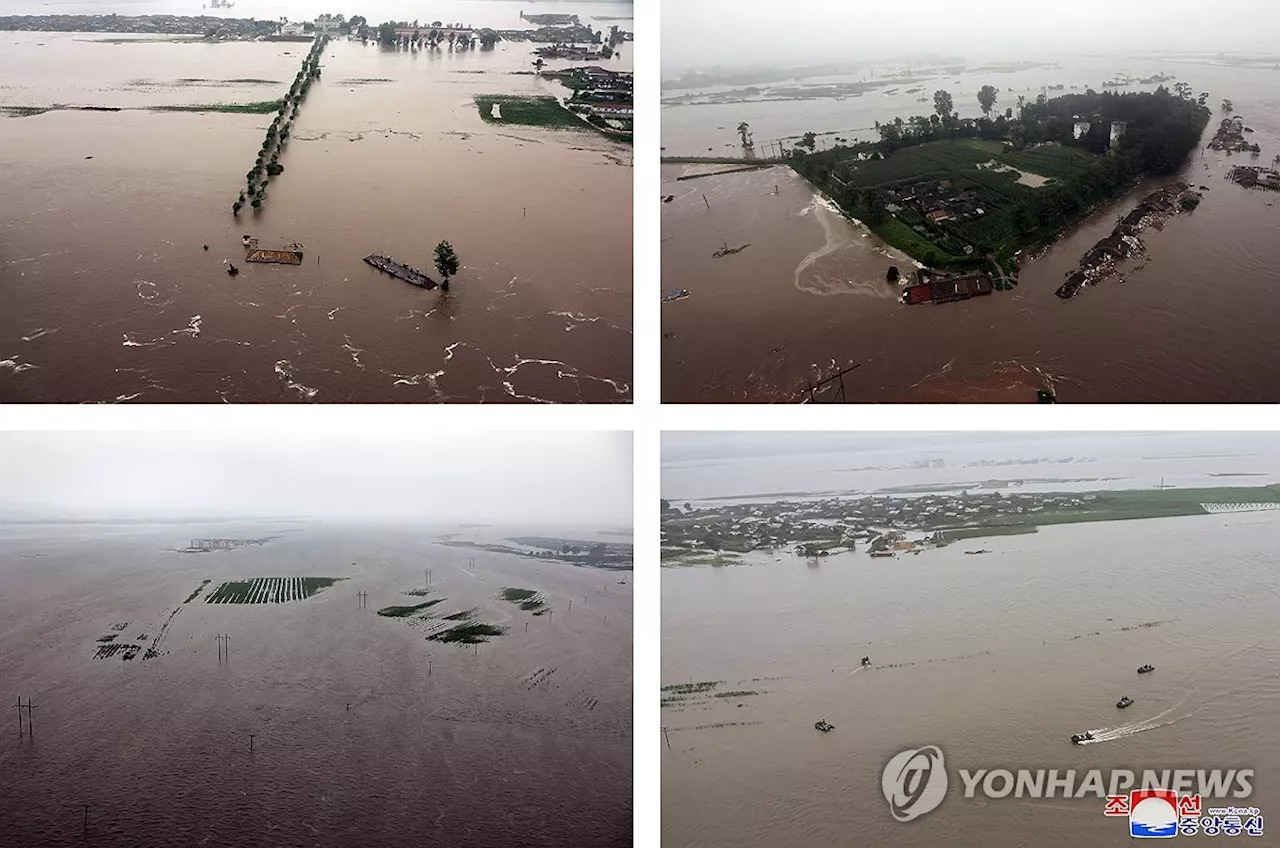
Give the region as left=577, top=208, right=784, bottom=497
left=235, top=35, right=327, bottom=215
left=439, top=536, right=633, bottom=569
left=661, top=483, right=1280, bottom=565
left=475, top=94, right=633, bottom=143
left=2, top=101, right=284, bottom=118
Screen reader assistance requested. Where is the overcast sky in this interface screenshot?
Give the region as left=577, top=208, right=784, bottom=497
left=662, top=432, right=1280, bottom=464
left=663, top=0, right=1278, bottom=73
left=0, top=431, right=632, bottom=525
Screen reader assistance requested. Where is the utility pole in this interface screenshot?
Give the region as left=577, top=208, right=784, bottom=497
left=357, top=590, right=368, bottom=609
left=702, top=193, right=710, bottom=209
left=663, top=726, right=671, bottom=749
left=216, top=634, right=230, bottom=661
left=22, top=698, right=34, bottom=736
left=249, top=734, right=255, bottom=753
left=14, top=696, right=22, bottom=737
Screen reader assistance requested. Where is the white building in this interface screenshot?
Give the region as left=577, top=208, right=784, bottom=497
left=281, top=21, right=306, bottom=36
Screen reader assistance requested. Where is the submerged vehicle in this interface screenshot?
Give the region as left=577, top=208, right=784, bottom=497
left=815, top=720, right=835, bottom=733
left=1117, top=696, right=1133, bottom=709
left=861, top=656, right=871, bottom=667
left=1137, top=664, right=1155, bottom=674
left=1071, top=732, right=1094, bottom=744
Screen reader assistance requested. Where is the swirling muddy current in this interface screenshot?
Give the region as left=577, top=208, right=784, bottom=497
left=0, top=32, right=632, bottom=402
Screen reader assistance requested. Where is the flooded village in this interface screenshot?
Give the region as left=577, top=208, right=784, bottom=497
left=662, top=49, right=1280, bottom=403
left=0, top=4, right=634, bottom=403
left=661, top=480, right=1280, bottom=564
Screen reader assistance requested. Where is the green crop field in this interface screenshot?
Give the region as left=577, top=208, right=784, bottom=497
left=997, top=145, right=1097, bottom=180
left=498, top=587, right=548, bottom=612
left=205, top=577, right=343, bottom=604
left=474, top=95, right=587, bottom=130
left=376, top=600, right=445, bottom=618
left=428, top=622, right=508, bottom=644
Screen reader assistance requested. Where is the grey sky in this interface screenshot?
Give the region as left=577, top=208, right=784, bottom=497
left=663, top=0, right=1278, bottom=73
left=0, top=431, right=632, bottom=525
left=662, top=431, right=1279, bottom=464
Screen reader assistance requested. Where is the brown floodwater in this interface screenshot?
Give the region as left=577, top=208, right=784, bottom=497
left=662, top=502, right=1280, bottom=846
left=661, top=59, right=1280, bottom=403
left=0, top=26, right=632, bottom=402
left=0, top=521, right=632, bottom=846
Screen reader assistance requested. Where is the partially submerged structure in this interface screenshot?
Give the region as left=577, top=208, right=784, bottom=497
left=1056, top=183, right=1200, bottom=299
left=902, top=269, right=994, bottom=305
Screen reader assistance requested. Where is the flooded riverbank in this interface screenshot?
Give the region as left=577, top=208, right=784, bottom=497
left=0, top=23, right=632, bottom=402
left=661, top=57, right=1280, bottom=402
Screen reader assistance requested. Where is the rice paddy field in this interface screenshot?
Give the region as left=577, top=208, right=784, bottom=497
left=0, top=520, right=631, bottom=846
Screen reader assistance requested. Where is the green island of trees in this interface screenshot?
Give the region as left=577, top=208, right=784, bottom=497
left=784, top=86, right=1211, bottom=274
left=234, top=34, right=328, bottom=216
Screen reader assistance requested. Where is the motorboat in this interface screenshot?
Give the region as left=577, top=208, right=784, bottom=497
left=1117, top=696, right=1133, bottom=709
left=1071, top=732, right=1094, bottom=744
left=1137, top=664, right=1155, bottom=674
left=815, top=720, right=835, bottom=733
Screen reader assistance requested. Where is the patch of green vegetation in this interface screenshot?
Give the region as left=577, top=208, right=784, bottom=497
left=997, top=145, right=1096, bottom=180
left=714, top=690, right=759, bottom=698
left=443, top=609, right=477, bottom=621
left=428, top=622, right=507, bottom=643
left=96, top=634, right=117, bottom=643
left=475, top=95, right=588, bottom=130
left=661, top=681, right=721, bottom=694
left=403, top=588, right=433, bottom=597
left=151, top=100, right=284, bottom=114
left=933, top=525, right=1040, bottom=543
left=0, top=105, right=55, bottom=117
left=205, top=577, right=343, bottom=604
left=376, top=600, right=445, bottom=617
left=497, top=587, right=548, bottom=612
left=183, top=579, right=211, bottom=604
left=339, top=78, right=395, bottom=85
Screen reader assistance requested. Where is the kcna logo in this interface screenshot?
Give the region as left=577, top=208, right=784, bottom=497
left=882, top=746, right=948, bottom=822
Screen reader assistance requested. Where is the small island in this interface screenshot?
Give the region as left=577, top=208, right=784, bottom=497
left=780, top=86, right=1211, bottom=281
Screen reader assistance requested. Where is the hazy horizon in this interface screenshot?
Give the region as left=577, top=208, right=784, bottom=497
left=663, top=0, right=1279, bottom=74
left=0, top=431, right=633, bottom=526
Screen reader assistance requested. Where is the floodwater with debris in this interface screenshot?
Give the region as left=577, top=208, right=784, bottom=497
left=1, top=4, right=632, bottom=402
left=661, top=450, right=1280, bottom=847
left=661, top=56, right=1280, bottom=402
left=0, top=520, right=632, bottom=846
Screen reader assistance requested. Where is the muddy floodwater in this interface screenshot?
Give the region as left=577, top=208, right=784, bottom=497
left=0, top=521, right=632, bottom=846
left=661, top=57, right=1280, bottom=402
left=661, top=459, right=1280, bottom=845
left=1, top=9, right=632, bottom=402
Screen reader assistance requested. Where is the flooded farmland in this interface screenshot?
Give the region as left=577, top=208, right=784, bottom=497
left=661, top=434, right=1280, bottom=846
left=661, top=56, right=1280, bottom=402
left=0, top=3, right=633, bottom=402
left=0, top=520, right=632, bottom=846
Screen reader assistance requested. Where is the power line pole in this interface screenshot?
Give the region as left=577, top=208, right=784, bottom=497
left=663, top=726, right=671, bottom=749
left=22, top=698, right=34, bottom=736
left=249, top=734, right=255, bottom=753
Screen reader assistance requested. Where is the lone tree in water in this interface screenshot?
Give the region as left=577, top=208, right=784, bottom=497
left=737, top=121, right=752, bottom=149
left=977, top=84, right=998, bottom=116
left=434, top=240, right=459, bottom=291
